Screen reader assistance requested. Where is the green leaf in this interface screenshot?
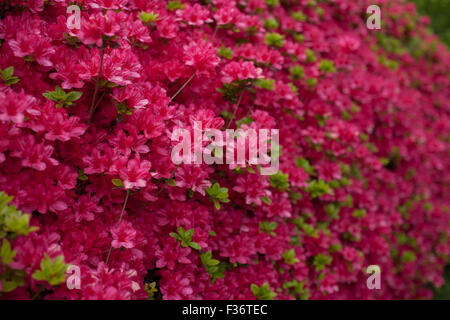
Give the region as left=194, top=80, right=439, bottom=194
left=292, top=11, right=306, bottom=22
left=3, top=206, right=38, bottom=236
left=1, top=66, right=14, bottom=79
left=112, top=179, right=123, bottom=187
left=1, top=66, right=20, bottom=86
left=290, top=65, right=305, bottom=80
left=206, top=183, right=230, bottom=210
left=1, top=239, right=16, bottom=265
left=261, top=196, right=272, bottom=205
left=313, top=253, right=332, bottom=271
left=32, top=254, right=69, bottom=286
left=282, top=249, right=299, bottom=265
left=201, top=251, right=220, bottom=267
left=325, top=203, right=340, bottom=220
left=264, top=18, right=279, bottom=30
left=305, top=49, right=316, bottom=63
left=352, top=208, right=366, bottom=218
left=401, top=250, right=417, bottom=263
left=265, top=33, right=285, bottom=48
left=260, top=221, right=277, bottom=236
left=235, top=116, right=254, bottom=128
left=318, top=59, right=336, bottom=73
left=189, top=242, right=201, bottom=250
left=251, top=282, right=277, bottom=300
left=269, top=171, right=289, bottom=191
left=295, top=157, right=315, bottom=175
left=170, top=227, right=200, bottom=249
left=167, top=1, right=184, bottom=11
left=253, top=78, right=275, bottom=90
left=139, top=11, right=159, bottom=23
left=144, top=282, right=158, bottom=300
left=306, top=180, right=333, bottom=198
left=167, top=178, right=176, bottom=186
left=1, top=280, right=18, bottom=293
left=217, top=45, right=233, bottom=59
left=265, top=0, right=279, bottom=8
left=306, top=77, right=317, bottom=89
left=65, top=91, right=83, bottom=102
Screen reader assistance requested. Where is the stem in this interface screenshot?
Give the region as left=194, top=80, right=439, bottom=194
left=212, top=25, right=218, bottom=42
left=117, top=189, right=131, bottom=224
left=170, top=72, right=196, bottom=101
left=105, top=189, right=130, bottom=265
left=226, top=90, right=245, bottom=129
left=88, top=49, right=105, bottom=124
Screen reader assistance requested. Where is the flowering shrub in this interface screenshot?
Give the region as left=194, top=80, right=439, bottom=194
left=0, top=0, right=449, bottom=300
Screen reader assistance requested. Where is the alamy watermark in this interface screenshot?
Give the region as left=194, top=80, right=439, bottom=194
left=367, top=5, right=381, bottom=30
left=66, top=265, right=81, bottom=290
left=366, top=265, right=381, bottom=290
left=67, top=5, right=81, bottom=30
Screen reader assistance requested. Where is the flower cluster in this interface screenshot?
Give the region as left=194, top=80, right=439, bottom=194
left=0, top=0, right=449, bottom=300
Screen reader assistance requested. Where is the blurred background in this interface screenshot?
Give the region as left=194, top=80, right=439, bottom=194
left=411, top=0, right=450, bottom=47
left=409, top=0, right=449, bottom=299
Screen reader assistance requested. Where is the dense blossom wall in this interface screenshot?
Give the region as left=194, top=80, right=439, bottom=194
left=0, top=0, right=449, bottom=300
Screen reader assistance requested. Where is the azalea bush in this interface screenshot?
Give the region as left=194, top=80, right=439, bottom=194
left=0, top=0, right=449, bottom=300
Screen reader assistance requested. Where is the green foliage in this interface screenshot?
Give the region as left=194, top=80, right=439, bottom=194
left=144, top=282, right=158, bottom=299
left=201, top=251, right=226, bottom=282
left=115, top=101, right=133, bottom=118
left=112, top=179, right=124, bottom=187
left=270, top=171, right=289, bottom=191
left=306, top=77, right=317, bottom=89
left=0, top=192, right=42, bottom=294
left=167, top=1, right=184, bottom=11
left=289, top=65, right=305, bottom=80
left=264, top=18, right=279, bottom=30
left=0, top=192, right=38, bottom=237
left=265, top=0, right=279, bottom=8
left=265, top=33, right=285, bottom=48
left=253, top=78, right=275, bottom=90
left=235, top=115, right=254, bottom=128
left=295, top=157, right=315, bottom=175
left=401, top=250, right=417, bottom=263
left=306, top=180, right=333, bottom=198
left=305, top=49, right=316, bottom=63
left=217, top=83, right=244, bottom=103
left=318, top=59, right=336, bottom=73
left=32, top=254, right=69, bottom=286
left=260, top=221, right=277, bottom=236
left=169, top=227, right=201, bottom=250
left=291, top=11, right=306, bottom=22
left=139, top=11, right=159, bottom=24
left=251, top=282, right=277, bottom=300
left=43, top=86, right=82, bottom=108
left=282, top=249, right=299, bottom=265
left=217, top=45, right=233, bottom=59
left=261, top=196, right=272, bottom=205
left=313, top=253, right=332, bottom=271
left=410, top=0, right=450, bottom=47
left=283, top=280, right=310, bottom=300
left=352, top=208, right=366, bottom=218
left=325, top=203, right=340, bottom=220
left=1, top=239, right=16, bottom=265
left=1, top=66, right=20, bottom=86
left=77, top=168, right=88, bottom=181
left=206, top=183, right=230, bottom=210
